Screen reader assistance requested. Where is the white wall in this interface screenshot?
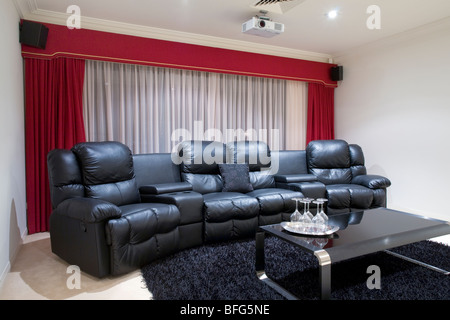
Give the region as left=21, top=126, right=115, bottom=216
left=334, top=18, right=450, bottom=222
left=0, top=0, right=27, bottom=285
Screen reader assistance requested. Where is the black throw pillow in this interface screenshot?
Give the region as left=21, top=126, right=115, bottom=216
left=219, top=164, right=254, bottom=193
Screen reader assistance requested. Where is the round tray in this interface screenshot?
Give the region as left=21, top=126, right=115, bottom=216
left=280, top=221, right=339, bottom=236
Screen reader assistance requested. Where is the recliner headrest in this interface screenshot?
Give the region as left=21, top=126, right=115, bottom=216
left=71, top=141, right=135, bottom=185
left=177, top=140, right=226, bottom=174
left=71, top=141, right=140, bottom=206
left=226, top=140, right=271, bottom=171
left=306, top=139, right=350, bottom=169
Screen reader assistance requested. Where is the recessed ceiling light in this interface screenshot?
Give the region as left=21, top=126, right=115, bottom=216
left=327, top=10, right=338, bottom=19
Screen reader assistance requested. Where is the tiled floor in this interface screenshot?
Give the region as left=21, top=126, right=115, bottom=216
left=0, top=232, right=151, bottom=300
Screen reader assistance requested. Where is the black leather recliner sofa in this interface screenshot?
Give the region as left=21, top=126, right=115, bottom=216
left=47, top=139, right=391, bottom=278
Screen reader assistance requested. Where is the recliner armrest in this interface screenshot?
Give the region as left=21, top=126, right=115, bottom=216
left=141, top=191, right=203, bottom=225
left=139, top=182, right=193, bottom=195
left=53, top=198, right=122, bottom=223
left=274, top=174, right=318, bottom=183
left=352, top=175, right=391, bottom=189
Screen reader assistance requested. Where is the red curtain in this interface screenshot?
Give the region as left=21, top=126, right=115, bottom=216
left=306, top=83, right=335, bottom=145
left=25, top=57, right=86, bottom=234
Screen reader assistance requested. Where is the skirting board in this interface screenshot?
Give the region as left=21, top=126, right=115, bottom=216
left=0, top=228, right=28, bottom=292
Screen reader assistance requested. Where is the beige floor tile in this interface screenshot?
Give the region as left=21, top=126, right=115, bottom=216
left=0, top=232, right=151, bottom=300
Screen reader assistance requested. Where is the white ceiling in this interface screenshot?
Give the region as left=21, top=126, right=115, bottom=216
left=14, top=0, right=450, bottom=62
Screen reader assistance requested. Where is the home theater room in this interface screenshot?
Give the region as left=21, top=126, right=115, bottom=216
left=0, top=0, right=449, bottom=308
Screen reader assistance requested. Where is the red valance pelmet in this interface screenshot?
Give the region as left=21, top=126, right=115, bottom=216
left=21, top=21, right=337, bottom=87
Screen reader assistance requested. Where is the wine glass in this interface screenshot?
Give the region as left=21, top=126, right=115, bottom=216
left=317, top=198, right=329, bottom=222
left=312, top=199, right=326, bottom=225
left=290, top=198, right=302, bottom=222
left=302, top=197, right=314, bottom=222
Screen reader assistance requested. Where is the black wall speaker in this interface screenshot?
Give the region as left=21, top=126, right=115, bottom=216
left=19, top=20, right=49, bottom=49
left=330, top=66, right=343, bottom=81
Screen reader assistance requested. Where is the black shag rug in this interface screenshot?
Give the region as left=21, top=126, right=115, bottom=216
left=141, top=237, right=449, bottom=300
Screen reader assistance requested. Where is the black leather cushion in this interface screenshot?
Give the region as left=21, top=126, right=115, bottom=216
left=133, top=153, right=182, bottom=186
left=273, top=150, right=308, bottom=175
left=226, top=141, right=271, bottom=171
left=47, top=149, right=84, bottom=208
left=310, top=168, right=352, bottom=185
left=139, top=182, right=193, bottom=195
left=72, top=141, right=134, bottom=185
left=202, top=191, right=259, bottom=243
left=71, top=141, right=140, bottom=206
left=106, top=202, right=181, bottom=275
left=181, top=172, right=223, bottom=194
left=141, top=191, right=204, bottom=225
left=178, top=140, right=226, bottom=174
left=249, top=171, right=275, bottom=189
left=274, top=174, right=317, bottom=183
left=202, top=193, right=259, bottom=222
left=219, top=164, right=254, bottom=193
left=349, top=144, right=367, bottom=177
left=307, top=139, right=350, bottom=169
left=287, top=181, right=326, bottom=199
left=352, top=175, right=391, bottom=189
left=326, top=184, right=374, bottom=210
left=116, top=203, right=180, bottom=242
left=246, top=188, right=300, bottom=216
left=86, top=180, right=140, bottom=206
left=54, top=198, right=121, bottom=223
left=307, top=140, right=352, bottom=185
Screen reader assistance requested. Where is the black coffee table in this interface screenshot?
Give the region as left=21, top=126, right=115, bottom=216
left=255, top=207, right=450, bottom=300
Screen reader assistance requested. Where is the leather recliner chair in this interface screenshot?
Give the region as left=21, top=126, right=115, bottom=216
left=47, top=141, right=182, bottom=277
left=306, top=139, right=391, bottom=214
left=273, top=140, right=391, bottom=215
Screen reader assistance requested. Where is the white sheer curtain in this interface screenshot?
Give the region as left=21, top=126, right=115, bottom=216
left=285, top=80, right=308, bottom=150
left=83, top=60, right=307, bottom=154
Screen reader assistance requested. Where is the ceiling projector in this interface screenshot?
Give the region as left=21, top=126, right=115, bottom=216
left=242, top=16, right=284, bottom=38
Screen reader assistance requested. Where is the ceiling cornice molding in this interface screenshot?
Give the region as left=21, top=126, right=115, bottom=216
left=12, top=0, right=36, bottom=18
left=15, top=0, right=332, bottom=63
